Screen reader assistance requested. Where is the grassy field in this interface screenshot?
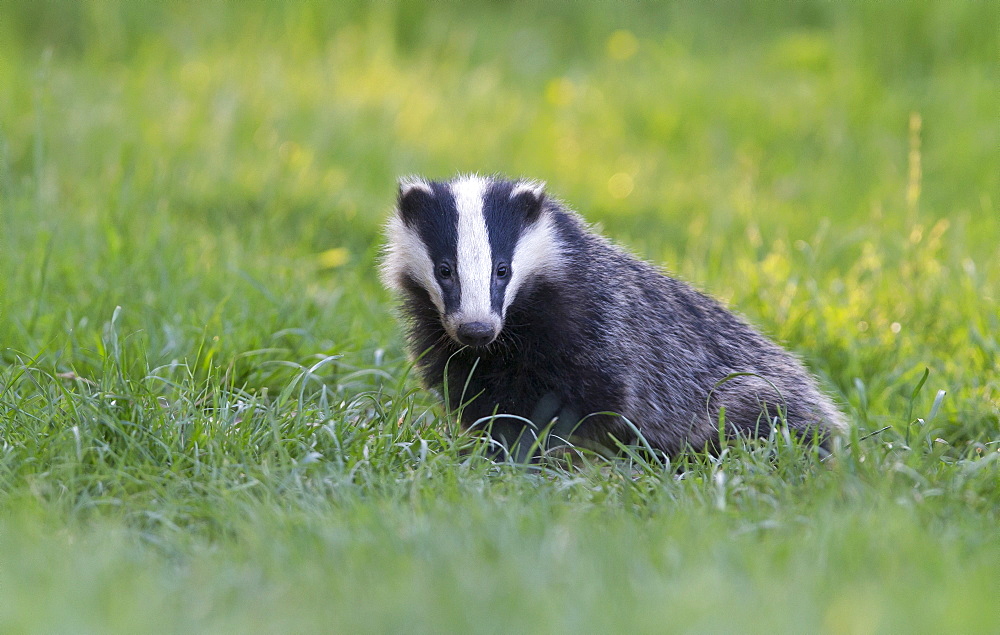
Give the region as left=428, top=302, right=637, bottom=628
left=1, top=1, right=998, bottom=632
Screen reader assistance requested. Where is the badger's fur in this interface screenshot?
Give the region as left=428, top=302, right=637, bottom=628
left=381, top=174, right=846, bottom=457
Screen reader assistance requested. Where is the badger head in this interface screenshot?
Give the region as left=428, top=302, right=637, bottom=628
left=381, top=175, right=561, bottom=348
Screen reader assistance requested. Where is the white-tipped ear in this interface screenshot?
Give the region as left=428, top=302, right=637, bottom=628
left=511, top=180, right=546, bottom=200
left=398, top=175, right=433, bottom=198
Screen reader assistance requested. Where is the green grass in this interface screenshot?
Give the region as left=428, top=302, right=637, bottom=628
left=1, top=1, right=998, bottom=632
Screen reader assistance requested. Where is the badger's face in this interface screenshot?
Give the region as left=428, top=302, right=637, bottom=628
left=382, top=175, right=560, bottom=348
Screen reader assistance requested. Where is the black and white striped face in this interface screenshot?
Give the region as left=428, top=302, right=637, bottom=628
left=382, top=175, right=561, bottom=348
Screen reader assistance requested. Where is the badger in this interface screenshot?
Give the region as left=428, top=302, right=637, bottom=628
left=381, top=174, right=847, bottom=459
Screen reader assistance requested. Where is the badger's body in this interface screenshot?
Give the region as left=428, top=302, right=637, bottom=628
left=382, top=175, right=846, bottom=456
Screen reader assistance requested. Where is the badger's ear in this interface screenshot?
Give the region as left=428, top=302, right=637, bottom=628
left=511, top=180, right=546, bottom=223
left=396, top=176, right=434, bottom=224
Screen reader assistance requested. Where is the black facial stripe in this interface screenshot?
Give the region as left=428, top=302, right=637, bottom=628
left=398, top=181, right=461, bottom=314
left=482, top=180, right=527, bottom=314
left=482, top=180, right=546, bottom=314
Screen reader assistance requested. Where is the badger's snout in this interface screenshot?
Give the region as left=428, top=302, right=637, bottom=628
left=455, top=321, right=497, bottom=348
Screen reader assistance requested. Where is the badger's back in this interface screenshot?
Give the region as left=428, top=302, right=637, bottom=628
left=382, top=175, right=846, bottom=455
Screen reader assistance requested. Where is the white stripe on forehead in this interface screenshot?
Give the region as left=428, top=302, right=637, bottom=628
left=449, top=176, right=494, bottom=322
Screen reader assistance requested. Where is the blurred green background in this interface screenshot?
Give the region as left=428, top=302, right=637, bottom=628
left=0, top=1, right=998, bottom=632
left=2, top=0, right=996, bottom=430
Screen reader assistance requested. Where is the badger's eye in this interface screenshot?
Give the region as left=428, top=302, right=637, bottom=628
left=437, top=263, right=452, bottom=279
left=496, top=263, right=509, bottom=279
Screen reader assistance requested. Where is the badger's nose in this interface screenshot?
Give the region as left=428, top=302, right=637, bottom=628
left=456, top=321, right=496, bottom=348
